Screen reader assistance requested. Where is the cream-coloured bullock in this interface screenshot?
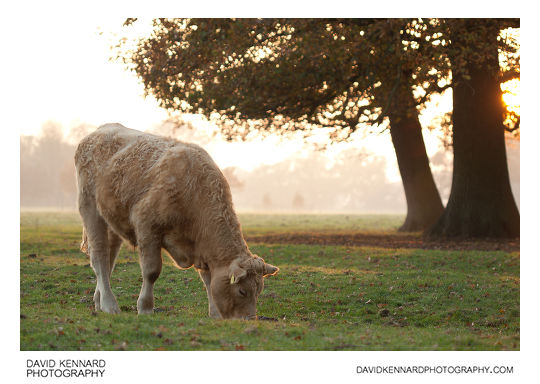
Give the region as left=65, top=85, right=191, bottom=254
left=75, top=123, right=278, bottom=319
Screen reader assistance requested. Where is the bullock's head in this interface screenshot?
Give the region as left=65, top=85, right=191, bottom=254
left=210, top=255, right=279, bottom=319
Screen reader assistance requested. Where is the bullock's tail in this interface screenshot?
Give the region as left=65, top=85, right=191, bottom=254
left=80, top=227, right=89, bottom=255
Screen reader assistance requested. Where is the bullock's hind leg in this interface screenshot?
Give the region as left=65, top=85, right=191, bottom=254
left=136, top=242, right=162, bottom=314
left=198, top=269, right=220, bottom=318
left=108, top=228, right=123, bottom=274
left=79, top=202, right=120, bottom=314
left=94, top=229, right=123, bottom=309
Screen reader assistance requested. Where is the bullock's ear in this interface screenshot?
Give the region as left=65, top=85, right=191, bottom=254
left=229, top=259, right=247, bottom=284
left=263, top=263, right=279, bottom=277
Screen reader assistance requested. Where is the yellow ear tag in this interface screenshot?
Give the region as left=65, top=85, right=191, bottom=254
left=230, top=275, right=235, bottom=284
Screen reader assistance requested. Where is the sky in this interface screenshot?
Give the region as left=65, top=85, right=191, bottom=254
left=10, top=16, right=520, bottom=213
left=6, top=17, right=466, bottom=181
left=5, top=17, right=517, bottom=141
left=6, top=15, right=520, bottom=197
left=7, top=17, right=168, bottom=135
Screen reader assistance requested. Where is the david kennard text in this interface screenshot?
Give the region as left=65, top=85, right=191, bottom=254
left=26, top=359, right=106, bottom=378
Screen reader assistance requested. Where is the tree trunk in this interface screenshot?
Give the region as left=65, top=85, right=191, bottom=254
left=426, top=21, right=520, bottom=239
left=389, top=101, right=444, bottom=232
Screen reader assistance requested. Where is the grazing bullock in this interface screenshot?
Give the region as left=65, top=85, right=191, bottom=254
left=75, top=123, right=279, bottom=319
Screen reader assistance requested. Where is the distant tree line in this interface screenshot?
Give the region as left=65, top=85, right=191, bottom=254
left=20, top=123, right=79, bottom=208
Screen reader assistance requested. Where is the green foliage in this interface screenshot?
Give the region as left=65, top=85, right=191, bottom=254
left=21, top=212, right=519, bottom=350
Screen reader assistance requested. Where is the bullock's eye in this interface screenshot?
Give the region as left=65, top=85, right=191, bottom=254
left=238, top=288, right=247, bottom=297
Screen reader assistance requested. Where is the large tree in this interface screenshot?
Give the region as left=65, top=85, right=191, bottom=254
left=118, top=18, right=520, bottom=238
left=118, top=18, right=445, bottom=231
left=424, top=19, right=520, bottom=238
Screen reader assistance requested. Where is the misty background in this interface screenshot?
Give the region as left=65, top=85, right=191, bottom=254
left=20, top=120, right=520, bottom=213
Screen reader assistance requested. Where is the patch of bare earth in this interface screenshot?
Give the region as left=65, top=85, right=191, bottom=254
left=245, top=233, right=519, bottom=252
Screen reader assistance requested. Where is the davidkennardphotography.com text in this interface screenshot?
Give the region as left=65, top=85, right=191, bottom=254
left=357, top=365, right=514, bottom=375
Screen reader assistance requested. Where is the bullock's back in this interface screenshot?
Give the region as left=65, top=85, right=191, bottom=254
left=75, top=123, right=212, bottom=182
left=75, top=123, right=167, bottom=171
left=75, top=123, right=230, bottom=230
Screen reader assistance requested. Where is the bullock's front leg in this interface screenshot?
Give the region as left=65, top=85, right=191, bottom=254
left=137, top=243, right=162, bottom=314
left=198, top=269, right=220, bottom=318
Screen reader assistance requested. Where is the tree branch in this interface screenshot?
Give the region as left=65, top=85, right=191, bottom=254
left=498, top=18, right=520, bottom=29
left=416, top=82, right=452, bottom=105
left=500, top=71, right=520, bottom=83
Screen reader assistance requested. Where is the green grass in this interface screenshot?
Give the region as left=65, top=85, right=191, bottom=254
left=237, top=213, right=405, bottom=235
left=20, top=211, right=519, bottom=351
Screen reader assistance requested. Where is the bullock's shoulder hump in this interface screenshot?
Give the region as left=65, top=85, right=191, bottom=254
left=167, top=142, right=205, bottom=155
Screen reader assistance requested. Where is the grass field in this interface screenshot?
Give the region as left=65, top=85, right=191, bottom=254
left=20, top=211, right=519, bottom=351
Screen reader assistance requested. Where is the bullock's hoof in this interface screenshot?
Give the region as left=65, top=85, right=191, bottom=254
left=137, top=297, right=154, bottom=314
left=100, top=298, right=121, bottom=314
left=209, top=311, right=221, bottom=319
left=101, top=304, right=121, bottom=314
left=93, top=291, right=101, bottom=311
left=137, top=308, right=154, bottom=315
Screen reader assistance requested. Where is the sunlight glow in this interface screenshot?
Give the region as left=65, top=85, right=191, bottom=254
left=502, top=78, right=520, bottom=115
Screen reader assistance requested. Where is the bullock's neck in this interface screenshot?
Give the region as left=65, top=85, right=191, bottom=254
left=195, top=210, right=249, bottom=267
left=190, top=168, right=248, bottom=268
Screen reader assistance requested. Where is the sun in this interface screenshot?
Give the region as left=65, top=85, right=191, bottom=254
left=501, top=78, right=520, bottom=115
left=499, top=27, right=520, bottom=118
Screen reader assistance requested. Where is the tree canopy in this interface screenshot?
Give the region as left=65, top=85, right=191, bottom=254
left=118, top=18, right=519, bottom=141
